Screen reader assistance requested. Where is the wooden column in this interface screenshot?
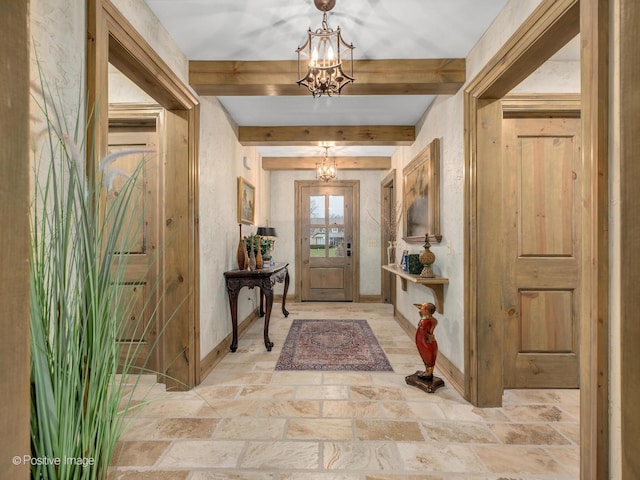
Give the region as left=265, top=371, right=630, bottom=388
left=619, top=1, right=640, bottom=478
left=0, top=2, right=30, bottom=478
left=580, top=0, right=610, bottom=478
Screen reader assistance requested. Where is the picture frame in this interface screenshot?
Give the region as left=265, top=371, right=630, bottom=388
left=403, top=138, right=442, bottom=243
left=237, top=176, right=255, bottom=225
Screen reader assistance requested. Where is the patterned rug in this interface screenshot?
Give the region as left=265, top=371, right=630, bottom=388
left=275, top=319, right=393, bottom=371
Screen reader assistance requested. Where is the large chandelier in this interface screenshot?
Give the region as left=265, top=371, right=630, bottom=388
left=296, top=0, right=355, bottom=97
left=316, top=146, right=337, bottom=182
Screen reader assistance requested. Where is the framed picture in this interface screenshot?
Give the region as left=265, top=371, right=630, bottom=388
left=237, top=176, right=255, bottom=225
left=403, top=138, right=442, bottom=243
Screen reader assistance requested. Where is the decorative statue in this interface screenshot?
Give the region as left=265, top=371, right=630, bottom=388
left=405, top=302, right=445, bottom=393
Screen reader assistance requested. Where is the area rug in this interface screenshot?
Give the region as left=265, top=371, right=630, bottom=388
left=275, top=319, right=393, bottom=371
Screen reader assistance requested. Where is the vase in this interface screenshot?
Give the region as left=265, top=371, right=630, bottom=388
left=255, top=235, right=263, bottom=269
left=387, top=241, right=397, bottom=265
left=419, top=233, right=436, bottom=278
left=243, top=236, right=250, bottom=270
left=236, top=224, right=245, bottom=270
left=248, top=240, right=256, bottom=271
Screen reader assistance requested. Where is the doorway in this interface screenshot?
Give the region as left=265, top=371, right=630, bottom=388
left=295, top=180, right=359, bottom=302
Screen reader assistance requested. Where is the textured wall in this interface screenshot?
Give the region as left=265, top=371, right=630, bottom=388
left=391, top=0, right=579, bottom=373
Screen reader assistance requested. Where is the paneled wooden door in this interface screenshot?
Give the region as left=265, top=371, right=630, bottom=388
left=297, top=181, right=359, bottom=301
left=502, top=115, right=582, bottom=388
left=107, top=108, right=163, bottom=373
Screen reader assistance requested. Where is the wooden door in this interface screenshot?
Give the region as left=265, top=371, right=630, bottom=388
left=299, top=182, right=358, bottom=301
left=502, top=115, right=581, bottom=388
left=107, top=117, right=162, bottom=373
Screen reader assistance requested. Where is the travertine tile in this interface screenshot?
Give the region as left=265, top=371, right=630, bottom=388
left=148, top=417, right=218, bottom=440
left=158, top=440, right=244, bottom=468
left=323, top=400, right=382, bottom=418
left=197, top=399, right=262, bottom=417
left=111, top=441, right=170, bottom=466
left=286, top=418, right=354, bottom=440
left=108, top=470, right=189, bottom=480
left=420, top=421, right=499, bottom=443
left=489, top=423, right=572, bottom=445
left=474, top=444, right=569, bottom=475
left=323, top=442, right=403, bottom=470
left=258, top=399, right=321, bottom=417
left=355, top=419, right=425, bottom=441
left=397, top=442, right=486, bottom=473
left=239, top=441, right=320, bottom=469
left=214, top=417, right=286, bottom=440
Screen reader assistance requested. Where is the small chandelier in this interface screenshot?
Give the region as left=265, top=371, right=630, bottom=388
left=316, top=146, right=337, bottom=182
left=296, top=0, right=355, bottom=97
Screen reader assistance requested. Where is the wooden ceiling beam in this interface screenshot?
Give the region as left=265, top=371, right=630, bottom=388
left=189, top=59, right=465, bottom=96
left=239, top=125, right=414, bottom=146
left=262, top=156, right=391, bottom=170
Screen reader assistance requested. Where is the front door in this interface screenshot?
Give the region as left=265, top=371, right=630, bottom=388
left=297, top=181, right=359, bottom=301
left=501, top=114, right=582, bottom=388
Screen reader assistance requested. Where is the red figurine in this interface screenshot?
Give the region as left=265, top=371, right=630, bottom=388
left=406, top=301, right=445, bottom=393
left=415, top=302, right=438, bottom=380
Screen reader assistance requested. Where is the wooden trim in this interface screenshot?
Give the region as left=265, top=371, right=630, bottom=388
left=501, top=93, right=581, bottom=117
left=359, top=295, right=383, bottom=303
left=239, top=126, right=415, bottom=146
left=262, top=156, right=391, bottom=171
left=189, top=58, right=465, bottom=96
left=393, top=310, right=464, bottom=397
left=619, top=0, right=640, bottom=477
left=581, top=1, right=610, bottom=478
left=87, top=0, right=201, bottom=390
left=200, top=309, right=259, bottom=381
left=380, top=169, right=397, bottom=305
left=0, top=2, right=30, bottom=478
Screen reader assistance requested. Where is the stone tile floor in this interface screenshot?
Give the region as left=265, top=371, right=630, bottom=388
left=110, top=302, right=580, bottom=479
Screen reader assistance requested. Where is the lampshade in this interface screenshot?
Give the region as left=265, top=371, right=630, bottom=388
left=256, top=227, right=277, bottom=237
left=296, top=0, right=354, bottom=97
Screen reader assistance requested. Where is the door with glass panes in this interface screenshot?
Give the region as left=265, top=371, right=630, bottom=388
left=297, top=181, right=358, bottom=301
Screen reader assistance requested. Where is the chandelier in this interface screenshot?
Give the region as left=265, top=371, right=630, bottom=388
left=296, top=0, right=355, bottom=97
left=316, top=146, right=337, bottom=182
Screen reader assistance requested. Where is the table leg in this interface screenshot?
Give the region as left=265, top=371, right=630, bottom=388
left=262, top=289, right=275, bottom=351
left=259, top=290, right=265, bottom=317
left=226, top=289, right=240, bottom=352
left=281, top=269, right=290, bottom=317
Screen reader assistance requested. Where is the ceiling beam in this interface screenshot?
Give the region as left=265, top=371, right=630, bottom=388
left=262, top=156, right=391, bottom=170
left=239, top=125, right=415, bottom=146
left=189, top=59, right=465, bottom=96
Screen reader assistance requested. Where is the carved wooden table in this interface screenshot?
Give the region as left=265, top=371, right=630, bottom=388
left=223, top=262, right=289, bottom=352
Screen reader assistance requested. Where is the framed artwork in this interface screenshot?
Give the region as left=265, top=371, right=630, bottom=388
left=237, top=176, right=255, bottom=225
left=403, top=138, right=442, bottom=243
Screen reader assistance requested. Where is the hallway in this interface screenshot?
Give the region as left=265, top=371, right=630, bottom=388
left=110, top=303, right=579, bottom=479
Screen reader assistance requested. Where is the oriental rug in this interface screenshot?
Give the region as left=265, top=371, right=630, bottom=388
left=275, top=319, right=393, bottom=371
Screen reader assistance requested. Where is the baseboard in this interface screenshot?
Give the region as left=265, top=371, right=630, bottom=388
left=393, top=309, right=465, bottom=397
left=199, top=308, right=259, bottom=382
left=359, top=294, right=383, bottom=303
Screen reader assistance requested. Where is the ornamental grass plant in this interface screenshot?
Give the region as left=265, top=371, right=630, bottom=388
left=29, top=68, right=157, bottom=479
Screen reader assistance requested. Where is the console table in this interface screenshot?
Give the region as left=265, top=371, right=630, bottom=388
left=223, top=262, right=289, bottom=352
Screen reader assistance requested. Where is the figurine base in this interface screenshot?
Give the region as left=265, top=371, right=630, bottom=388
left=405, top=371, right=445, bottom=393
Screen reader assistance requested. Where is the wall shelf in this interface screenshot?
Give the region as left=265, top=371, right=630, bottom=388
left=382, top=264, right=449, bottom=313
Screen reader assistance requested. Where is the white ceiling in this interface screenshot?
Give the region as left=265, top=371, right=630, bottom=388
left=142, top=0, right=511, bottom=157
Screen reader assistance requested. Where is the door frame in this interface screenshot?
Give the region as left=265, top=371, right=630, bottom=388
left=380, top=170, right=397, bottom=305
left=463, top=0, right=608, bottom=477
left=87, top=0, right=201, bottom=389
left=294, top=180, right=360, bottom=303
